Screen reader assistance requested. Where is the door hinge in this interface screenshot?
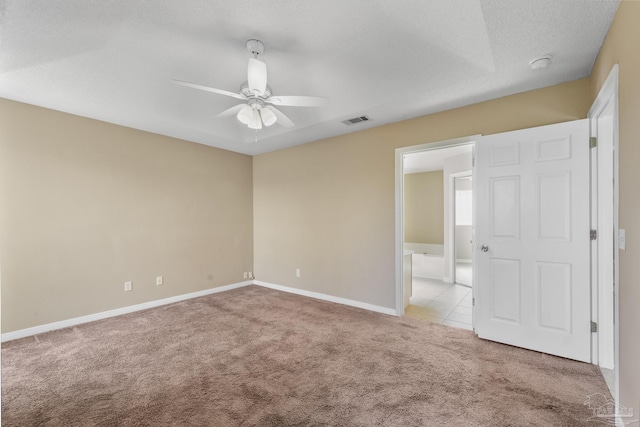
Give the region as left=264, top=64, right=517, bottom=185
left=590, top=229, right=597, bottom=240
left=590, top=136, right=597, bottom=148
left=472, top=156, right=476, bottom=167
left=591, top=321, right=598, bottom=333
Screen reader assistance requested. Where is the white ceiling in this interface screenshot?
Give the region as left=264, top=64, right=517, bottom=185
left=0, top=0, right=619, bottom=156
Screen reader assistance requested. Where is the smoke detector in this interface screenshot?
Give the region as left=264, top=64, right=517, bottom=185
left=530, top=55, right=552, bottom=70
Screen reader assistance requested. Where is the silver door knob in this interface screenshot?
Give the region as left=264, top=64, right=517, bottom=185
left=481, top=245, right=489, bottom=252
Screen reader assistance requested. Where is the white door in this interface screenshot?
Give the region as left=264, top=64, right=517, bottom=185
left=475, top=119, right=591, bottom=363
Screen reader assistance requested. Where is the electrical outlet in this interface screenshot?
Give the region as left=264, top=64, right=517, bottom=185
left=296, top=268, right=301, bottom=278
left=156, top=276, right=163, bottom=286
left=248, top=271, right=253, bottom=279
left=124, top=281, right=132, bottom=292
left=243, top=272, right=248, bottom=279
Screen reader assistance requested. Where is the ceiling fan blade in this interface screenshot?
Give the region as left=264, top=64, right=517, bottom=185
left=173, top=79, right=246, bottom=100
left=248, top=58, right=267, bottom=95
left=265, top=105, right=295, bottom=128
left=266, top=95, right=329, bottom=107
left=216, top=104, right=246, bottom=118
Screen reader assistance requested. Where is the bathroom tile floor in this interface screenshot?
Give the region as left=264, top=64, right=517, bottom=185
left=455, top=262, right=472, bottom=287
left=404, top=277, right=473, bottom=331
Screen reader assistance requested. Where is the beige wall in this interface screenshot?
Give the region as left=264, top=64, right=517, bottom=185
left=404, top=171, right=444, bottom=244
left=2, top=7, right=634, bottom=406
left=589, top=1, right=640, bottom=415
left=253, top=78, right=589, bottom=309
left=0, top=99, right=253, bottom=332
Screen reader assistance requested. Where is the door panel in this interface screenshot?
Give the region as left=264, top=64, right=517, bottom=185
left=491, top=176, right=520, bottom=238
left=475, top=119, right=591, bottom=362
left=537, top=173, right=572, bottom=240
left=491, top=258, right=521, bottom=323
left=536, top=261, right=571, bottom=332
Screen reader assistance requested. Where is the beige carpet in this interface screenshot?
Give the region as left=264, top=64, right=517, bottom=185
left=2, top=285, right=609, bottom=426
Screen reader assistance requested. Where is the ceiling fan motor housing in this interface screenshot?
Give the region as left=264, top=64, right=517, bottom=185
left=240, top=82, right=272, bottom=100
left=248, top=98, right=264, bottom=110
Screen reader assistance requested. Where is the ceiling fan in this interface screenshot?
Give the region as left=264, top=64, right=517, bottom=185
left=173, top=39, right=328, bottom=130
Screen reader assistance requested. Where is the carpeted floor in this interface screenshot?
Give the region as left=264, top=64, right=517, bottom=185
left=2, top=285, right=610, bottom=426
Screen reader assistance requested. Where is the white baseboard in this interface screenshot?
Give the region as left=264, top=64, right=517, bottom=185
left=2, top=279, right=397, bottom=342
left=1, top=280, right=254, bottom=343
left=255, top=280, right=397, bottom=316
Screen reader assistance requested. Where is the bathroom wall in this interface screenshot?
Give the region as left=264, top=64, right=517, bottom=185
left=404, top=171, right=444, bottom=244
left=454, top=177, right=473, bottom=261
left=455, top=227, right=473, bottom=260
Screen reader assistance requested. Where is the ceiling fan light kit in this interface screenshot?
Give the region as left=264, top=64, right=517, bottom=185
left=237, top=104, right=254, bottom=125
left=259, top=106, right=277, bottom=126
left=249, top=110, right=262, bottom=130
left=173, top=39, right=328, bottom=134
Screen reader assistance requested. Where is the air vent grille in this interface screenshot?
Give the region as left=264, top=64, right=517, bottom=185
left=341, top=115, right=371, bottom=126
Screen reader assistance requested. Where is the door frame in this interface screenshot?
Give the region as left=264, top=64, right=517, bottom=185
left=450, top=171, right=473, bottom=286
left=588, top=64, right=619, bottom=400
left=395, top=135, right=480, bottom=316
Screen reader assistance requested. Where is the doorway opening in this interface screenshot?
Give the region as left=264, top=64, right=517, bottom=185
left=454, top=175, right=473, bottom=287
left=396, top=136, right=478, bottom=329
left=395, top=87, right=618, bottom=388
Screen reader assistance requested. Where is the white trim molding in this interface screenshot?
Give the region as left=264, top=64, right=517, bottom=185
left=588, top=63, right=620, bottom=403
left=255, top=280, right=397, bottom=316
left=1, top=281, right=254, bottom=342
left=1, top=280, right=398, bottom=342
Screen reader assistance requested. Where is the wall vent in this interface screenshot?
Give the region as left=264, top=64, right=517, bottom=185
left=341, top=115, right=371, bottom=126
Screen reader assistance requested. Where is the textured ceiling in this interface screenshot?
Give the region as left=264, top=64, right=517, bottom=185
left=0, top=0, right=619, bottom=155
